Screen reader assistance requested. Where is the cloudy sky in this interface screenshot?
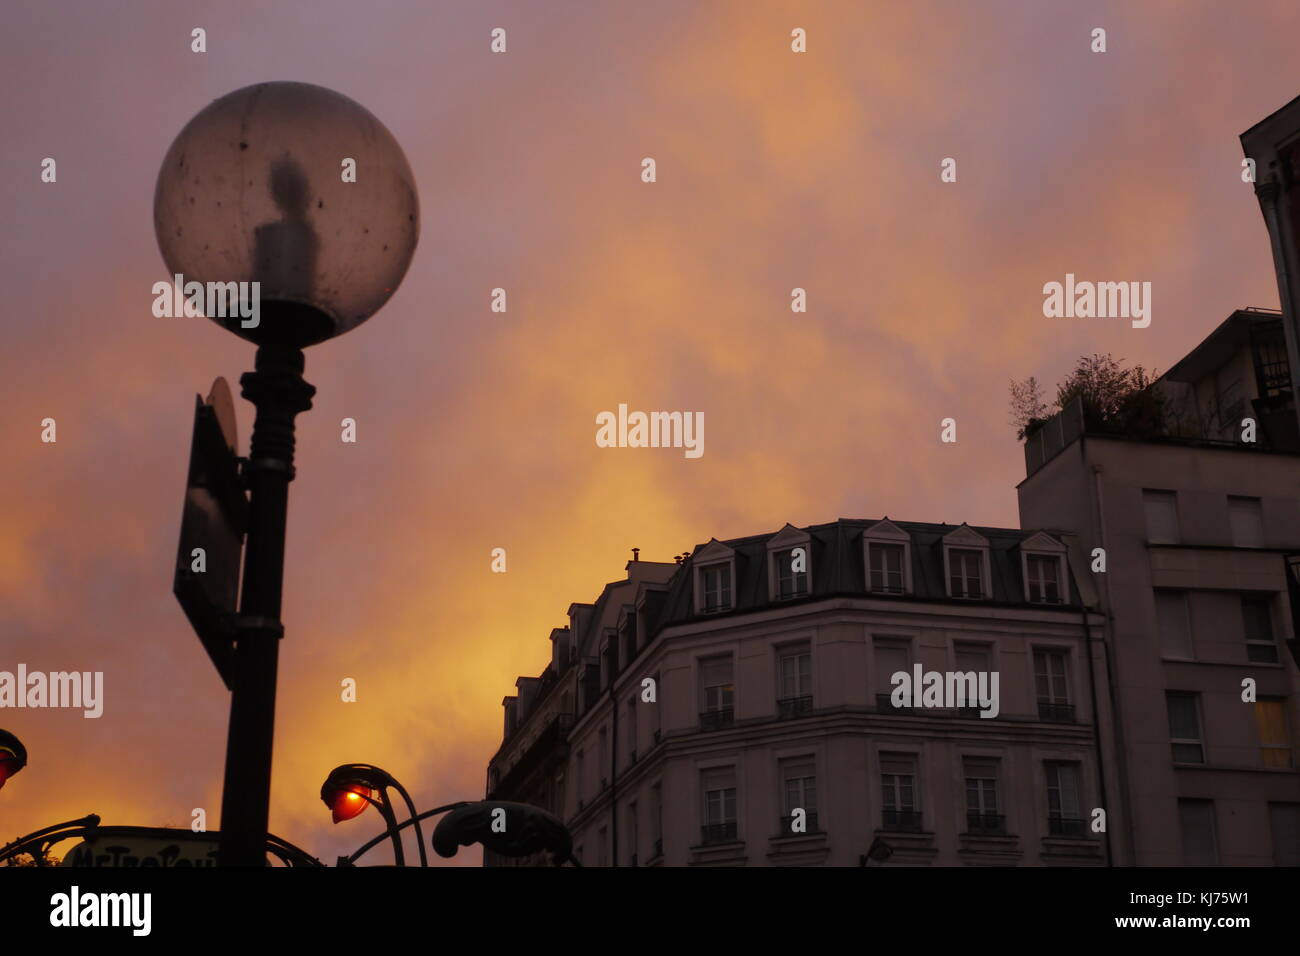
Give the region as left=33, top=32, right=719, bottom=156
left=0, top=0, right=1295, bottom=865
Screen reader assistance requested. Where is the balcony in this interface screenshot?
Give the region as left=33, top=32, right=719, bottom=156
left=1048, top=815, right=1087, bottom=838
left=1038, top=701, right=1075, bottom=723
left=882, top=809, right=922, bottom=833
left=966, top=812, right=1006, bottom=835
left=876, top=693, right=919, bottom=714
left=777, top=695, right=813, bottom=717
left=701, top=822, right=738, bottom=844
left=699, top=707, right=735, bottom=731
left=957, top=704, right=984, bottom=719
left=777, top=812, right=820, bottom=835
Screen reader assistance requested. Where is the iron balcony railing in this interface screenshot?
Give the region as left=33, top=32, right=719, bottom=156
left=699, top=707, right=735, bottom=731
left=1038, top=700, right=1075, bottom=723
left=882, top=808, right=922, bottom=832
left=778, top=695, right=813, bottom=717
left=1048, top=815, right=1087, bottom=838
left=778, top=812, right=820, bottom=835
left=701, top=822, right=738, bottom=844
left=876, top=693, right=920, bottom=714
left=966, top=812, right=1006, bottom=835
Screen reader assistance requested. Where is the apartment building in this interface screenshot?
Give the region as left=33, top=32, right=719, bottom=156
left=1019, top=309, right=1300, bottom=866
left=491, top=519, right=1116, bottom=866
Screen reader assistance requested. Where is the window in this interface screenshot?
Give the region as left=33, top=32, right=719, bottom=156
left=1167, top=692, right=1204, bottom=764
left=702, top=767, right=737, bottom=843
left=1256, top=698, right=1292, bottom=769
left=780, top=757, right=818, bottom=832
left=701, top=562, right=732, bottom=612
left=1242, top=596, right=1279, bottom=664
left=964, top=757, right=1003, bottom=833
left=1034, top=649, right=1072, bottom=721
left=1155, top=591, right=1194, bottom=659
left=699, top=656, right=734, bottom=729
left=1228, top=496, right=1264, bottom=548
left=628, top=802, right=638, bottom=866
left=880, top=753, right=920, bottom=831
left=778, top=645, right=812, bottom=714
left=1045, top=762, right=1084, bottom=836
left=1026, top=554, right=1063, bottom=604
left=1143, top=490, right=1180, bottom=544
left=874, top=638, right=911, bottom=710
left=948, top=549, right=985, bottom=599
left=626, top=698, right=637, bottom=761
left=774, top=548, right=809, bottom=599
left=954, top=644, right=991, bottom=716
left=598, top=727, right=609, bottom=787
left=1269, top=803, right=1300, bottom=866
left=1178, top=800, right=1218, bottom=865
left=868, top=542, right=906, bottom=594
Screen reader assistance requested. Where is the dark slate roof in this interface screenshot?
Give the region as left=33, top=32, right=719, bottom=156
left=656, top=518, right=1082, bottom=627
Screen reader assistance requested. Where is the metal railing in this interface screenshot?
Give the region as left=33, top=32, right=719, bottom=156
left=777, top=695, right=813, bottom=717
left=1048, top=815, right=1087, bottom=838
left=881, top=809, right=922, bottom=832
left=701, top=822, right=738, bottom=844
left=966, top=812, right=1006, bottom=835
left=699, top=707, right=735, bottom=731
left=1037, top=700, right=1075, bottom=722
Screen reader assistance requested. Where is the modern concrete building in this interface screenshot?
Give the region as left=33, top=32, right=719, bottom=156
left=1019, top=308, right=1300, bottom=866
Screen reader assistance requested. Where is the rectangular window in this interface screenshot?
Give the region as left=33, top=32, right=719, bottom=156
left=1026, top=554, right=1062, bottom=604
left=1167, top=692, right=1205, bottom=764
left=778, top=647, right=812, bottom=701
left=880, top=753, right=920, bottom=830
left=964, top=757, right=1003, bottom=833
left=700, top=656, right=734, bottom=714
left=948, top=549, right=984, bottom=598
left=1178, top=799, right=1218, bottom=865
left=1228, top=496, right=1264, bottom=548
left=868, top=542, right=906, bottom=594
left=874, top=639, right=911, bottom=709
left=1256, top=698, right=1293, bottom=769
left=1269, top=803, right=1300, bottom=866
left=1155, top=590, right=1194, bottom=659
left=1243, top=596, right=1279, bottom=664
left=702, top=767, right=737, bottom=843
left=780, top=757, right=818, bottom=831
left=1143, top=490, right=1180, bottom=544
left=775, top=548, right=809, bottom=599
left=701, top=563, right=732, bottom=612
left=1034, top=648, right=1071, bottom=721
left=1045, top=762, right=1083, bottom=835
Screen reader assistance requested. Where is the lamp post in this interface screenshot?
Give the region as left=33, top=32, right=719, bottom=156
left=320, top=763, right=428, bottom=867
left=0, top=729, right=27, bottom=792
left=431, top=800, right=578, bottom=866
left=154, top=82, right=419, bottom=866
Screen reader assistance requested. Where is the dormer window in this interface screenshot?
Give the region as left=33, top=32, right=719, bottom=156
left=1020, top=532, right=1068, bottom=605
left=767, top=524, right=812, bottom=601
left=943, top=525, right=991, bottom=600
left=692, top=539, right=737, bottom=614
left=863, top=519, right=912, bottom=595
left=774, top=549, right=809, bottom=599
left=701, top=563, right=732, bottom=612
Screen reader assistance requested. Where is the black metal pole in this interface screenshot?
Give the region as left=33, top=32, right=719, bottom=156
left=217, top=344, right=315, bottom=866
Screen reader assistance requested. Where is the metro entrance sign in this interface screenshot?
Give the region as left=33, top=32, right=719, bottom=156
left=62, top=828, right=218, bottom=868
left=173, top=378, right=248, bottom=689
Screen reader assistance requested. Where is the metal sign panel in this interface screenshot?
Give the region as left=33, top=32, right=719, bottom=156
left=61, top=828, right=218, bottom=867
left=174, top=378, right=248, bottom=688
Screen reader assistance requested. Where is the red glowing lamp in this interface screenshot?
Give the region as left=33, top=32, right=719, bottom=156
left=0, top=731, right=27, bottom=792
left=329, top=785, right=372, bottom=824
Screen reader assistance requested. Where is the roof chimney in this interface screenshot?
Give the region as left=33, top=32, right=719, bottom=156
left=631, top=547, right=640, bottom=562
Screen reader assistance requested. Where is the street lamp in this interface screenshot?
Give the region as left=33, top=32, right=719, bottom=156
left=0, top=729, right=27, bottom=791
left=154, top=82, right=419, bottom=866
left=320, top=764, right=427, bottom=867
